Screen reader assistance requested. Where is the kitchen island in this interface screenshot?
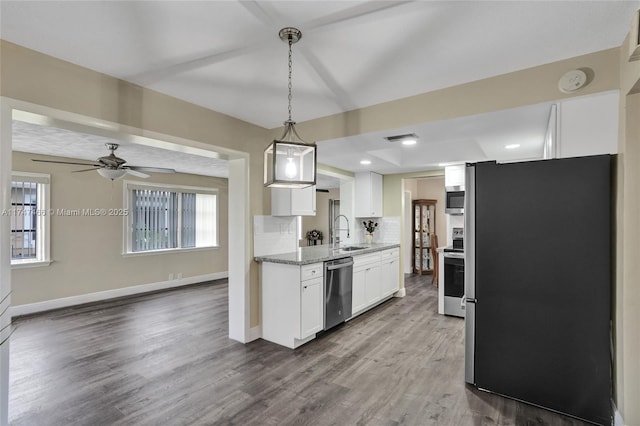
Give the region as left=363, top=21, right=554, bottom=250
left=256, top=243, right=400, bottom=348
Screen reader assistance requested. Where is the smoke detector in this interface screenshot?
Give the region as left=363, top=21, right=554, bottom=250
left=558, top=69, right=588, bottom=93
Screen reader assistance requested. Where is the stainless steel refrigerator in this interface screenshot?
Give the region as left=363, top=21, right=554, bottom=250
left=464, top=156, right=612, bottom=425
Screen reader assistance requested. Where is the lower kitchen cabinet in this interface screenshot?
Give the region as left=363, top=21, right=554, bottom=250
left=259, top=246, right=400, bottom=349
left=352, top=248, right=399, bottom=317
left=261, top=262, right=324, bottom=349
left=380, top=248, right=400, bottom=297
left=352, top=267, right=367, bottom=315
left=300, top=276, right=323, bottom=338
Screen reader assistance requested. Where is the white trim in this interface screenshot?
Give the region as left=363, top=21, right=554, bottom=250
left=614, top=405, right=624, bottom=426
left=246, top=326, right=262, bottom=342
left=9, top=171, right=50, bottom=266
left=10, top=260, right=52, bottom=269
left=123, top=180, right=220, bottom=254
left=9, top=271, right=228, bottom=318
left=394, top=287, right=406, bottom=297
left=121, top=245, right=219, bottom=258
left=227, top=157, right=251, bottom=343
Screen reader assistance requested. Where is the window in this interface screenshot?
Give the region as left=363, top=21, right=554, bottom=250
left=125, top=182, right=218, bottom=254
left=10, top=172, right=50, bottom=266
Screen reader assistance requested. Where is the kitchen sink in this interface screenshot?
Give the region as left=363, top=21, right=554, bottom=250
left=339, top=246, right=366, bottom=251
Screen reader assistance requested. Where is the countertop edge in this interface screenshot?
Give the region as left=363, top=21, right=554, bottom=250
left=255, top=243, right=400, bottom=266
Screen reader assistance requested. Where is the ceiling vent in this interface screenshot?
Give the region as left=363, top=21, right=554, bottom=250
left=384, top=133, right=419, bottom=145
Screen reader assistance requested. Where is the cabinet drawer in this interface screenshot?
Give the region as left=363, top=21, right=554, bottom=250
left=301, top=263, right=323, bottom=281
left=353, top=253, right=380, bottom=270
left=380, top=248, right=399, bottom=260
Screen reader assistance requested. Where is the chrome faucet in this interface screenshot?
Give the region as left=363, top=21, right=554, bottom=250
left=333, top=214, right=350, bottom=247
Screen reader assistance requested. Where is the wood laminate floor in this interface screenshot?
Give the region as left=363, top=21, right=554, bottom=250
left=9, top=275, right=591, bottom=426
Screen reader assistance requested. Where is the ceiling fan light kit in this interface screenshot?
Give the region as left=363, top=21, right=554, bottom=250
left=97, top=168, right=128, bottom=180
left=264, top=27, right=317, bottom=189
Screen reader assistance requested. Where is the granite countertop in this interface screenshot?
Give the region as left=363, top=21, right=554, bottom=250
left=255, top=242, right=400, bottom=265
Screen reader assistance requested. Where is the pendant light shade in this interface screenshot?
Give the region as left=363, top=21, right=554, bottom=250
left=264, top=27, right=317, bottom=188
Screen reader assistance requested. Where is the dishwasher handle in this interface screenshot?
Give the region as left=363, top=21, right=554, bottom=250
left=326, top=260, right=354, bottom=271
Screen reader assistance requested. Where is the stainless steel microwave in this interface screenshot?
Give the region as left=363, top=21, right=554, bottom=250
left=445, top=186, right=464, bottom=214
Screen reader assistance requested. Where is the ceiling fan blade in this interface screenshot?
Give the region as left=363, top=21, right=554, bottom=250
left=71, top=168, right=101, bottom=173
left=126, top=166, right=176, bottom=174
left=125, top=169, right=150, bottom=179
left=32, top=159, right=101, bottom=167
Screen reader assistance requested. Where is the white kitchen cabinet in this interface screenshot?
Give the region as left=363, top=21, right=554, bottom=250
left=445, top=165, right=465, bottom=188
left=354, top=172, right=383, bottom=217
left=300, top=276, right=323, bottom=338
left=271, top=185, right=316, bottom=216
left=261, top=262, right=324, bottom=348
left=352, top=267, right=367, bottom=314
left=352, top=251, right=382, bottom=316
left=380, top=248, right=400, bottom=297
left=351, top=248, right=400, bottom=317
left=364, top=266, right=382, bottom=306
left=558, top=91, right=618, bottom=158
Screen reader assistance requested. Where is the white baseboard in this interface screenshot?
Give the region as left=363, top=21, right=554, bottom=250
left=394, top=287, right=406, bottom=297
left=246, top=325, right=262, bottom=342
left=10, top=271, right=228, bottom=318
left=614, top=407, right=624, bottom=426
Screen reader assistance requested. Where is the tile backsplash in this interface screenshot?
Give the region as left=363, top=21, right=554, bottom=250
left=356, top=216, right=401, bottom=244
left=253, top=215, right=299, bottom=257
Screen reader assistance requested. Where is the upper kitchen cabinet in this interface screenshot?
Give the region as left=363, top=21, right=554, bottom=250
left=272, top=185, right=316, bottom=216
left=444, top=165, right=465, bottom=189
left=558, top=91, right=618, bottom=158
left=354, top=172, right=383, bottom=217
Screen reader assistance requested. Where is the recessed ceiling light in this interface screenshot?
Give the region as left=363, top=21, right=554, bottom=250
left=505, top=144, right=521, bottom=149
left=360, top=160, right=371, bottom=165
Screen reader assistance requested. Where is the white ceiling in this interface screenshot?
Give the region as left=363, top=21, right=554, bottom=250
left=2, top=1, right=639, bottom=187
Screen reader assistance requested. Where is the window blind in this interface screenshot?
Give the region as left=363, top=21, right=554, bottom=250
left=131, top=189, right=178, bottom=252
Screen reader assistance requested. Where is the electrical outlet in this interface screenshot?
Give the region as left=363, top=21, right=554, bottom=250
left=177, top=273, right=183, bottom=280
left=169, top=273, right=174, bottom=280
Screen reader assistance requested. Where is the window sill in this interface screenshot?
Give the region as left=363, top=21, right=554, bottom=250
left=11, top=260, right=52, bottom=269
left=122, top=246, right=219, bottom=258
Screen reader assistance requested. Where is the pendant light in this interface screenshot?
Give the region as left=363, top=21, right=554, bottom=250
left=264, top=27, right=317, bottom=188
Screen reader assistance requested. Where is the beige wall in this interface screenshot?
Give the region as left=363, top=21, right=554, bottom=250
left=11, top=151, right=229, bottom=306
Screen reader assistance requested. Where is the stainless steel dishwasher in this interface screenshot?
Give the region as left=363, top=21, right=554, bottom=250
left=324, top=257, right=354, bottom=330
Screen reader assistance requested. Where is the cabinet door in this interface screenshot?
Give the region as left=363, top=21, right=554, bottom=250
left=352, top=268, right=367, bottom=314
left=291, top=185, right=316, bottom=216
left=370, top=172, right=383, bottom=217
left=272, top=185, right=316, bottom=216
left=300, top=277, right=323, bottom=339
left=364, top=265, right=381, bottom=306
left=381, top=258, right=399, bottom=297
left=354, top=172, right=383, bottom=217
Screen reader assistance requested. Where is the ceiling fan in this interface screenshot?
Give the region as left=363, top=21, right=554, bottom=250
left=31, top=143, right=176, bottom=180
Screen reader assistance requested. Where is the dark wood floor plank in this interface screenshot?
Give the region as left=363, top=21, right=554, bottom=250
left=9, top=277, right=591, bottom=426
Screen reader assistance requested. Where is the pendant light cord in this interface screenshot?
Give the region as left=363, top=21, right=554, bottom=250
left=287, top=38, right=293, bottom=122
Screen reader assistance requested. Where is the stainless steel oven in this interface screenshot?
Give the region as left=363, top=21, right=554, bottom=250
left=443, top=252, right=465, bottom=317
